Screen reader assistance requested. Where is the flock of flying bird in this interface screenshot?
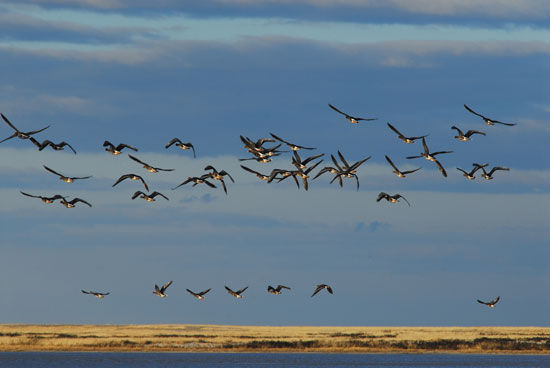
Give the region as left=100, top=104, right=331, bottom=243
left=2, top=102, right=514, bottom=308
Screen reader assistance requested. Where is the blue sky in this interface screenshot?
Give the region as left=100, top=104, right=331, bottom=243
left=0, top=1, right=548, bottom=326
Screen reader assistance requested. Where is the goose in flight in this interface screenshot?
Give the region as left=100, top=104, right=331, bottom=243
left=165, top=138, right=196, bottom=158
left=385, top=155, right=421, bottom=178
left=112, top=174, right=149, bottom=191
left=43, top=165, right=92, bottom=183
left=60, top=197, right=92, bottom=208
left=456, top=163, right=487, bottom=180
left=291, top=151, right=324, bottom=170
left=203, top=166, right=234, bottom=194
left=225, top=285, right=248, bottom=298
left=311, top=284, right=333, bottom=297
left=329, top=151, right=371, bottom=190
left=103, top=141, right=138, bottom=155
left=131, top=191, right=169, bottom=202
left=129, top=154, right=174, bottom=173
left=387, top=122, right=428, bottom=144
left=451, top=125, right=486, bottom=141
left=267, top=285, right=291, bottom=295
left=376, top=192, right=410, bottom=206
left=172, top=176, right=217, bottom=190
left=29, top=138, right=76, bottom=154
left=0, top=113, right=50, bottom=143
left=407, top=138, right=451, bottom=177
left=20, top=191, right=64, bottom=204
left=477, top=296, right=500, bottom=307
left=186, top=288, right=211, bottom=300
left=240, top=135, right=275, bottom=153
left=81, top=290, right=110, bottom=298
left=328, top=104, right=376, bottom=124
left=153, top=281, right=173, bottom=298
left=240, top=165, right=270, bottom=181
left=464, top=104, right=517, bottom=126
left=476, top=165, right=510, bottom=180
left=270, top=133, right=315, bottom=151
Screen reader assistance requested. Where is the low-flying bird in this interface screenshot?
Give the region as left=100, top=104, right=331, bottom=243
left=376, top=192, right=411, bottom=206
left=81, top=290, right=110, bottom=298
left=477, top=296, right=500, bottom=308
left=112, top=174, right=149, bottom=191
left=311, top=284, right=333, bottom=297
left=387, top=122, right=428, bottom=144
left=240, top=165, right=270, bottom=181
left=165, top=138, right=196, bottom=158
left=464, top=104, right=517, bottom=126
left=131, top=191, right=169, bottom=202
left=0, top=113, right=50, bottom=143
left=451, top=125, right=486, bottom=141
left=385, top=155, right=421, bottom=178
left=29, top=138, right=76, bottom=154
left=60, top=197, right=92, bottom=208
left=476, top=165, right=510, bottom=180
left=328, top=104, right=376, bottom=124
left=20, top=191, right=64, bottom=204
left=103, top=141, right=138, bottom=155
left=153, top=281, right=173, bottom=298
left=407, top=138, right=452, bottom=177
left=267, top=285, right=291, bottom=295
left=269, top=133, right=315, bottom=151
left=43, top=165, right=91, bottom=183
left=186, top=288, right=211, bottom=300
left=129, top=154, right=174, bottom=173
left=225, top=285, right=248, bottom=298
left=456, top=164, right=487, bottom=180
left=172, top=176, right=216, bottom=190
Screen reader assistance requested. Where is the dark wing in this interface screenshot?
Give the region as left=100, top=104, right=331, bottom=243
left=304, top=160, right=323, bottom=175
left=490, top=120, right=516, bottom=126
left=116, top=143, right=138, bottom=152
left=198, top=288, right=211, bottom=296
left=131, top=191, right=145, bottom=199
left=165, top=138, right=181, bottom=148
left=240, top=165, right=261, bottom=176
left=301, top=153, right=324, bottom=166
left=451, top=125, right=463, bottom=136
left=28, top=137, right=41, bottom=148
left=103, top=140, right=114, bottom=149
left=277, top=285, right=291, bottom=290
left=490, top=296, right=500, bottom=305
left=397, top=194, right=411, bottom=207
left=225, top=286, right=234, bottom=293
left=421, top=137, right=429, bottom=154
left=81, top=290, right=91, bottom=294
left=72, top=175, right=92, bottom=180
left=112, top=174, right=132, bottom=187
left=203, top=179, right=217, bottom=188
left=186, top=289, right=198, bottom=297
left=477, top=299, right=487, bottom=305
left=220, top=170, right=234, bottom=183
left=387, top=122, right=404, bottom=137
left=1, top=113, right=19, bottom=131
left=154, top=284, right=160, bottom=292
left=456, top=168, right=468, bottom=175
left=128, top=154, right=147, bottom=166
left=154, top=166, right=174, bottom=172
left=43, top=165, right=63, bottom=177
left=349, top=156, right=371, bottom=171
left=377, top=192, right=389, bottom=202
left=488, top=166, right=510, bottom=176
left=337, top=151, right=350, bottom=169
left=37, top=140, right=54, bottom=150
left=160, top=281, right=173, bottom=293
left=269, top=132, right=290, bottom=145
left=326, top=286, right=333, bottom=294
left=20, top=191, right=40, bottom=198
left=328, top=103, right=348, bottom=117
left=430, top=151, right=453, bottom=156
left=464, top=104, right=485, bottom=118
left=237, top=286, right=248, bottom=294
left=150, top=191, right=169, bottom=200
left=385, top=155, right=399, bottom=171
left=25, top=125, right=50, bottom=135
left=330, top=154, right=343, bottom=171
left=434, top=159, right=448, bottom=177
left=401, top=167, right=421, bottom=175
left=311, top=285, right=323, bottom=297
left=59, top=141, right=77, bottom=154
left=219, top=179, right=227, bottom=194
left=71, top=198, right=92, bottom=207
left=464, top=130, right=486, bottom=137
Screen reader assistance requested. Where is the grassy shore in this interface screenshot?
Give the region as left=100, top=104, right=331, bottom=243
left=0, top=325, right=548, bottom=353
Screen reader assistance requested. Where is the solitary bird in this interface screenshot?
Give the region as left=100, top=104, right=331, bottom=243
left=476, top=165, right=510, bottom=180
left=464, top=104, right=517, bottom=126
left=311, top=284, right=333, bottom=297
left=225, top=285, right=248, bottom=298
left=129, top=154, right=174, bottom=173
left=0, top=113, right=50, bottom=143
left=270, top=133, right=315, bottom=151
left=407, top=138, right=452, bottom=177
left=81, top=290, right=110, bottom=299
left=131, top=191, right=169, bottom=202
left=43, top=165, right=91, bottom=183
left=103, top=141, right=138, bottom=155
left=451, top=125, right=486, bottom=141
left=112, top=174, right=149, bottom=191
left=165, top=138, right=196, bottom=158
left=60, top=197, right=92, bottom=208
left=376, top=192, right=411, bottom=206
left=20, top=191, right=64, bottom=204
left=385, top=155, right=421, bottom=178
left=29, top=138, right=76, bottom=154
left=186, top=288, right=211, bottom=300
left=387, top=122, right=428, bottom=144
left=153, top=281, right=173, bottom=298
left=267, top=285, right=291, bottom=295
left=329, top=104, right=376, bottom=124
left=477, top=296, right=500, bottom=308
left=456, top=164, right=487, bottom=180
left=172, top=176, right=216, bottom=190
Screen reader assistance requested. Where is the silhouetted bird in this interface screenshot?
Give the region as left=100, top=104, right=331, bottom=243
left=0, top=113, right=50, bottom=143
left=225, top=286, right=248, bottom=298
left=477, top=296, right=500, bottom=307
left=464, top=104, right=517, bottom=126
left=81, top=290, right=110, bottom=298
left=328, top=104, right=376, bottom=124
left=311, top=284, right=333, bottom=297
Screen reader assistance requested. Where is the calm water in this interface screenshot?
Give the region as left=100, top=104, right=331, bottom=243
left=0, top=352, right=549, bottom=367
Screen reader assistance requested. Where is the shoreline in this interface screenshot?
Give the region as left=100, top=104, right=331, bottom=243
left=1, top=325, right=548, bottom=354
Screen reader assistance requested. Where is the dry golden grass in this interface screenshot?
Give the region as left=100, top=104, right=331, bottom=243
left=0, top=325, right=548, bottom=353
